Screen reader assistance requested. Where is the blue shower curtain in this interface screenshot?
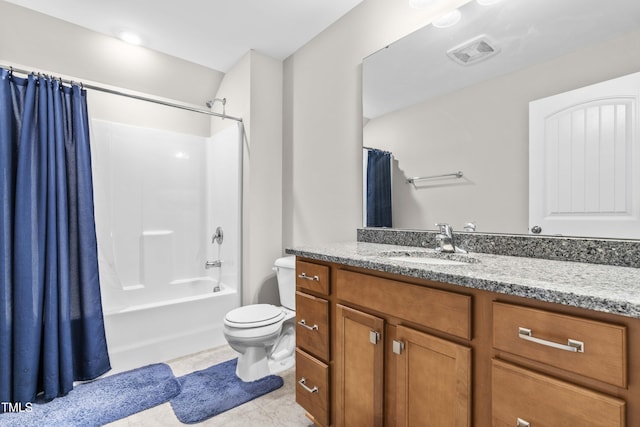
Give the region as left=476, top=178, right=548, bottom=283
left=366, top=149, right=392, bottom=227
left=0, top=68, right=110, bottom=405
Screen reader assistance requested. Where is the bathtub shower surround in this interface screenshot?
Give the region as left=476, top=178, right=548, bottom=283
left=91, top=120, right=243, bottom=373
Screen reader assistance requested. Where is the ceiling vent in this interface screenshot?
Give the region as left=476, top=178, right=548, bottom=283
left=446, top=35, right=500, bottom=66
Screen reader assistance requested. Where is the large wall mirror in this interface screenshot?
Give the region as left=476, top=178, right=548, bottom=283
left=363, top=0, right=640, bottom=238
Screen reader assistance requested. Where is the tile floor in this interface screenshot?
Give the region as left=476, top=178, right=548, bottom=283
left=108, top=345, right=314, bottom=426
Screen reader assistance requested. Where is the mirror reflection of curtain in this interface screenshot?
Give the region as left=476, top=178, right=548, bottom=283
left=0, top=68, right=111, bottom=404
left=365, top=148, right=392, bottom=227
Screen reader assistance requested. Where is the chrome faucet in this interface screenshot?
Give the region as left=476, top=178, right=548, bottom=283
left=212, top=226, right=223, bottom=245
left=206, top=226, right=224, bottom=269
left=435, top=223, right=467, bottom=254
left=205, top=260, right=222, bottom=269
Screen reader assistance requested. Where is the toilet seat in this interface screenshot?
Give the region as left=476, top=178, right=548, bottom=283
left=224, top=304, right=285, bottom=329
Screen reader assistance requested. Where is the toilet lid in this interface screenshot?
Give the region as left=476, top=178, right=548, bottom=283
left=224, top=304, right=285, bottom=328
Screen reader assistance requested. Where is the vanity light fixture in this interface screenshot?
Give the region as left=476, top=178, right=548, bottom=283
left=432, top=8, right=462, bottom=28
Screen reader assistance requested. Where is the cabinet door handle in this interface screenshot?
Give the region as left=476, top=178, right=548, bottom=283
left=298, top=378, right=318, bottom=394
left=298, top=273, right=319, bottom=281
left=516, top=418, right=530, bottom=427
left=298, top=319, right=319, bottom=331
left=369, top=330, right=380, bottom=345
left=518, top=327, right=584, bottom=353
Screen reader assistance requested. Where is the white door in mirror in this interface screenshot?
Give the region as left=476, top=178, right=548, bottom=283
left=529, top=71, right=640, bottom=239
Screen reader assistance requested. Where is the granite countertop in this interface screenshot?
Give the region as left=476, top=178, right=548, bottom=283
left=286, top=241, right=640, bottom=319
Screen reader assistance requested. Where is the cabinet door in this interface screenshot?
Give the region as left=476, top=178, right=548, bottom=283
left=335, top=304, right=385, bottom=427
left=395, top=325, right=471, bottom=427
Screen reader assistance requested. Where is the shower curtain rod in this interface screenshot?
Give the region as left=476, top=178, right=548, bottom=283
left=2, top=64, right=243, bottom=122
left=363, top=146, right=392, bottom=154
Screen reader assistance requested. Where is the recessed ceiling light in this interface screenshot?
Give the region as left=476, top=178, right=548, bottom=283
left=118, top=30, right=143, bottom=46
left=432, top=9, right=462, bottom=28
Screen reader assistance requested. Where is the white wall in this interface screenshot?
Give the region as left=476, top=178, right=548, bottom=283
left=283, top=0, right=470, bottom=247
left=212, top=51, right=284, bottom=305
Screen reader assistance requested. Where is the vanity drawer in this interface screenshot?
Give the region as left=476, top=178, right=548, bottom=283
left=296, top=348, right=330, bottom=427
left=296, top=291, right=330, bottom=361
left=493, top=302, right=627, bottom=387
left=336, top=269, right=471, bottom=340
left=492, top=359, right=625, bottom=427
left=296, top=260, right=330, bottom=295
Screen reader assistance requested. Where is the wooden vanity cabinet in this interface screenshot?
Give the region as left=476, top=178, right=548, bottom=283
left=295, top=259, right=331, bottom=426
left=334, top=269, right=472, bottom=427
left=492, top=302, right=628, bottom=427
left=294, top=256, right=640, bottom=426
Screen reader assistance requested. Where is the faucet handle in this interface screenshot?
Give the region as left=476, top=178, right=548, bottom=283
left=463, top=222, right=476, bottom=232
left=212, top=226, right=224, bottom=244
left=435, top=223, right=452, bottom=236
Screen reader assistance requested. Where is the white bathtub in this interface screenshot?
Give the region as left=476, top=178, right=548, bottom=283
left=102, top=280, right=239, bottom=374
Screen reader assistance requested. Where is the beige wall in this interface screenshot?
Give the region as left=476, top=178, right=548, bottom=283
left=364, top=28, right=640, bottom=234
left=283, top=0, right=470, bottom=247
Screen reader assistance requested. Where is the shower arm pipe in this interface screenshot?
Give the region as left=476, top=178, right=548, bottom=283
left=2, top=64, right=243, bottom=123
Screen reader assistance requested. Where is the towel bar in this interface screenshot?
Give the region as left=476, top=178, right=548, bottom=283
left=407, top=171, right=463, bottom=184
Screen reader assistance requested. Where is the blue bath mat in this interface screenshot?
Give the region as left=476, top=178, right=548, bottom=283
left=0, top=363, right=181, bottom=427
left=170, top=358, right=284, bottom=424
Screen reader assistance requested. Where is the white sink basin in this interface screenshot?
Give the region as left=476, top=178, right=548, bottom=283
left=387, top=256, right=470, bottom=266
left=380, top=250, right=479, bottom=266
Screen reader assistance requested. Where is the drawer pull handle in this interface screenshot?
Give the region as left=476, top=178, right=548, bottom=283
left=298, top=378, right=318, bottom=394
left=516, top=418, right=530, bottom=427
left=518, top=327, right=584, bottom=353
left=298, top=320, right=319, bottom=331
left=298, top=273, right=319, bottom=281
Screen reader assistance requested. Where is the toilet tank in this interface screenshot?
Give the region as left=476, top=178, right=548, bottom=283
left=274, top=256, right=296, bottom=310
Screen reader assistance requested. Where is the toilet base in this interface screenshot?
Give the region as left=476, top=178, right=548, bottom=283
left=268, top=353, right=295, bottom=375
left=235, top=346, right=271, bottom=382
left=234, top=346, right=296, bottom=382
left=267, top=323, right=296, bottom=375
left=234, top=322, right=296, bottom=382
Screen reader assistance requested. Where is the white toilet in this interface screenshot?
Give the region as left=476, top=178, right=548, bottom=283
left=223, top=255, right=297, bottom=381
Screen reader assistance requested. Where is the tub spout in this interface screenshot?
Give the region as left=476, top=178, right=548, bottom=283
left=205, top=260, right=222, bottom=269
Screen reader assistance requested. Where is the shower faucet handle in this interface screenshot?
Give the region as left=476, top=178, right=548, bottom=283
left=212, top=226, right=224, bottom=244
